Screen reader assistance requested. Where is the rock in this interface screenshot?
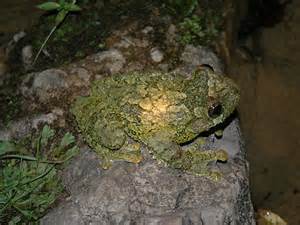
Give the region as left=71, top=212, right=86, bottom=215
left=113, top=37, right=135, bottom=49
left=0, top=109, right=65, bottom=140
left=165, top=24, right=179, bottom=47
left=89, top=49, right=126, bottom=74
left=40, top=119, right=255, bottom=225
left=141, top=26, right=154, bottom=34
left=150, top=47, right=164, bottom=63
left=21, top=69, right=69, bottom=101
left=38, top=42, right=254, bottom=224
left=33, top=69, right=68, bottom=91
left=0, top=118, right=32, bottom=141
left=21, top=45, right=33, bottom=71
left=68, top=67, right=92, bottom=87
left=41, top=201, right=84, bottom=225
left=179, top=45, right=224, bottom=74
left=5, top=31, right=26, bottom=54
left=0, top=32, right=27, bottom=85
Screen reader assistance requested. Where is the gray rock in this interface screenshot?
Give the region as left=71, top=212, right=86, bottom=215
left=0, top=109, right=64, bottom=140
left=6, top=31, right=26, bottom=54
left=142, top=26, right=154, bottom=34
left=41, top=201, right=84, bottom=225
left=68, top=66, right=92, bottom=87
left=21, top=45, right=33, bottom=71
left=21, top=69, right=69, bottom=101
left=113, top=37, right=134, bottom=49
left=90, top=49, right=126, bottom=74
left=165, top=24, right=179, bottom=47
left=179, top=45, right=224, bottom=74
left=33, top=69, right=68, bottom=92
left=40, top=119, right=255, bottom=225
left=150, top=47, right=164, bottom=63
left=113, top=37, right=149, bottom=49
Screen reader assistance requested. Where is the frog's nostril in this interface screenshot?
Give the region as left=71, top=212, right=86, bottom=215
left=208, top=102, right=223, bottom=118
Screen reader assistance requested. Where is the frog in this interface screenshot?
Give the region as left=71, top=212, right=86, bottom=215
left=71, top=68, right=240, bottom=180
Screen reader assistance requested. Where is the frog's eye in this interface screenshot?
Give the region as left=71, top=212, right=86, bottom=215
left=208, top=102, right=223, bottom=118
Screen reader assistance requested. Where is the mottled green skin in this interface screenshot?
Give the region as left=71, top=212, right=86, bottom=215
left=71, top=70, right=239, bottom=180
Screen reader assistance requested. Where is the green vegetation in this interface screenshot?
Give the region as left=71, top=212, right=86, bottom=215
left=0, top=125, right=79, bottom=224
left=163, top=1, right=223, bottom=46
left=164, top=0, right=198, bottom=17
left=34, top=0, right=81, bottom=65
left=179, top=10, right=222, bottom=46
left=27, top=0, right=111, bottom=70
left=1, top=94, right=22, bottom=127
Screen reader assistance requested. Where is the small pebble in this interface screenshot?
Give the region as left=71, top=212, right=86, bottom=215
left=150, top=47, right=164, bottom=63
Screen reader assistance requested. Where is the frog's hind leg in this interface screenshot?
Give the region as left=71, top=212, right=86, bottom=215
left=95, top=143, right=143, bottom=169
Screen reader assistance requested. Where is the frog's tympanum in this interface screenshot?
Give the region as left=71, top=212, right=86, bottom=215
left=71, top=69, right=240, bottom=180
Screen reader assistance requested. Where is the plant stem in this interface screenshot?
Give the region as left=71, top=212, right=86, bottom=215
left=0, top=154, right=64, bottom=164
left=32, top=25, right=57, bottom=66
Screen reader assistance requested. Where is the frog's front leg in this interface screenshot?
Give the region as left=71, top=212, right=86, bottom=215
left=175, top=148, right=228, bottom=181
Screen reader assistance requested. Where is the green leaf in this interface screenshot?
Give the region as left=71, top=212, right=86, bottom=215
left=64, top=3, right=81, bottom=12
left=63, top=145, right=79, bottom=161
left=59, top=132, right=75, bottom=149
left=0, top=126, right=79, bottom=223
left=37, top=2, right=61, bottom=11
left=0, top=141, right=16, bottom=156
left=8, top=215, right=21, bottom=225
left=40, top=125, right=55, bottom=147
left=184, top=0, right=198, bottom=17
left=55, top=9, right=68, bottom=25
left=14, top=206, right=37, bottom=220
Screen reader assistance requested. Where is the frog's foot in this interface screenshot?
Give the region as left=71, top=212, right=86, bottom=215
left=95, top=144, right=143, bottom=169
left=101, top=157, right=113, bottom=170
left=172, top=149, right=228, bottom=181
left=117, top=143, right=143, bottom=164
left=184, top=149, right=228, bottom=162
left=193, top=170, right=223, bottom=181
left=214, top=129, right=224, bottom=138
left=215, top=149, right=228, bottom=162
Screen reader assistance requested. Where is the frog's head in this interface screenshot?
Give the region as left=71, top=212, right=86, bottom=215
left=189, top=67, right=240, bottom=130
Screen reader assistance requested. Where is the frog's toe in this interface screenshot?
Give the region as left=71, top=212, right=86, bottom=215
left=208, top=171, right=222, bottom=181
left=191, top=169, right=222, bottom=181
left=216, top=149, right=228, bottom=162
left=101, top=158, right=113, bottom=170
left=122, top=152, right=143, bottom=164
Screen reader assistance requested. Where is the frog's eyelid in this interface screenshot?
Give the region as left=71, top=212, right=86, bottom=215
left=197, top=64, right=214, bottom=72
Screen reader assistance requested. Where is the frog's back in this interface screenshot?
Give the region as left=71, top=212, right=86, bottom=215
left=72, top=71, right=194, bottom=144
left=108, top=72, right=193, bottom=140
left=90, top=72, right=184, bottom=108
